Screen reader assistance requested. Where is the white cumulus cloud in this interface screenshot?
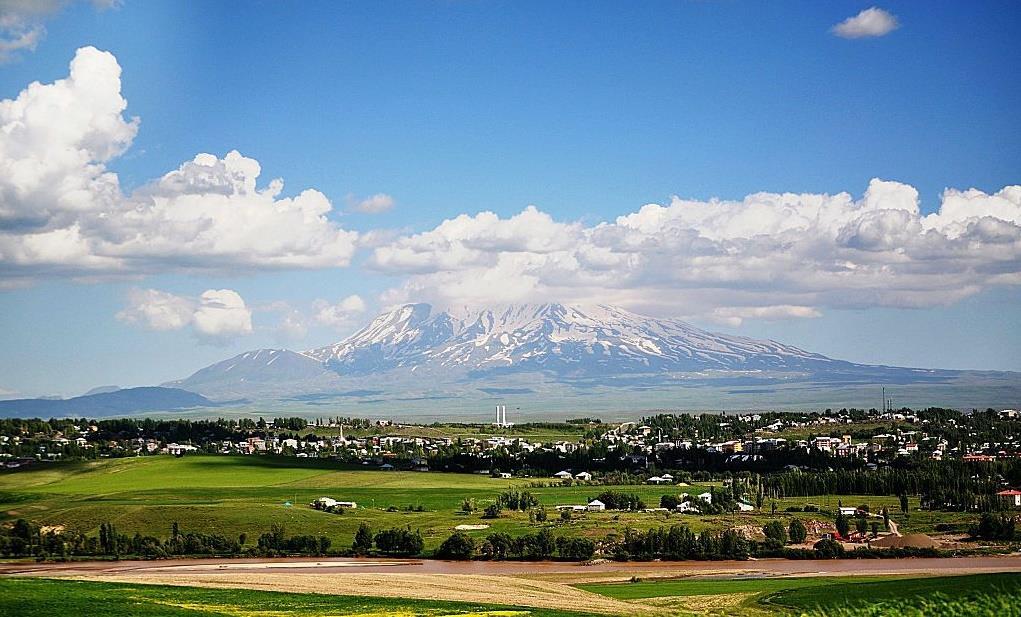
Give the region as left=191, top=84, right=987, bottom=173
left=831, top=7, right=899, bottom=39
left=313, top=294, right=367, bottom=330
left=0, top=1, right=118, bottom=63
left=117, top=287, right=253, bottom=344
left=373, top=179, right=1021, bottom=323
left=0, top=47, right=358, bottom=283
left=347, top=192, right=395, bottom=214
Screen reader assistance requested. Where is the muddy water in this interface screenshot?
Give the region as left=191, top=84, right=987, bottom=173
left=3, top=555, right=1021, bottom=579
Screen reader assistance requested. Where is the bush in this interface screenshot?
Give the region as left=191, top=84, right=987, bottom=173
left=374, top=527, right=424, bottom=555
left=436, top=531, right=476, bottom=560
left=789, top=518, right=808, bottom=544
left=970, top=513, right=1016, bottom=540
left=352, top=523, right=373, bottom=555
left=556, top=536, right=595, bottom=560
left=813, top=538, right=845, bottom=559
left=483, top=532, right=514, bottom=559
left=595, top=491, right=646, bottom=511
left=763, top=520, right=788, bottom=545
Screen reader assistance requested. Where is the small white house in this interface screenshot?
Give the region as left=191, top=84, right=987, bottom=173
left=838, top=506, right=858, bottom=516
left=736, top=501, right=755, bottom=512
left=587, top=499, right=606, bottom=512
left=498, top=472, right=512, bottom=479
left=697, top=491, right=713, bottom=503
left=313, top=497, right=338, bottom=508
left=676, top=501, right=700, bottom=513
left=575, top=471, right=593, bottom=481
left=553, top=470, right=573, bottom=480
left=647, top=476, right=668, bottom=484
left=660, top=473, right=674, bottom=482
left=555, top=504, right=588, bottom=512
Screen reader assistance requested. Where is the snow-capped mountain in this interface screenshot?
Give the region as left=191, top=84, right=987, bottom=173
left=304, top=303, right=841, bottom=378
left=167, top=302, right=1017, bottom=409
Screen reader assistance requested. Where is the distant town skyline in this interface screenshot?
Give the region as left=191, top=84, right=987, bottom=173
left=0, top=1, right=1019, bottom=397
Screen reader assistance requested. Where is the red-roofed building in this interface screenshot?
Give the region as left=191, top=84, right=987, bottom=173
left=996, top=489, right=1021, bottom=508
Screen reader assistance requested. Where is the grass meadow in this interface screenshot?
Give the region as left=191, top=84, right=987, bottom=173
left=0, top=454, right=968, bottom=551
left=580, top=572, right=1021, bottom=615
left=0, top=578, right=586, bottom=617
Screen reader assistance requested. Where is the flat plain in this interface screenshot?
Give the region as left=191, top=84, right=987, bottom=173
left=0, top=455, right=956, bottom=552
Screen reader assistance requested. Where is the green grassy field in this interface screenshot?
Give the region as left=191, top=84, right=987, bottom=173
left=579, top=573, right=1021, bottom=615
left=0, top=455, right=720, bottom=551
left=0, top=454, right=969, bottom=552
left=0, top=578, right=587, bottom=617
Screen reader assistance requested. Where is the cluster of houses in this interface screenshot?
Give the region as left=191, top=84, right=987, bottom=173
left=4, top=407, right=1021, bottom=473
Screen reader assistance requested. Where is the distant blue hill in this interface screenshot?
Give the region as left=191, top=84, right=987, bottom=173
left=0, top=387, right=218, bottom=419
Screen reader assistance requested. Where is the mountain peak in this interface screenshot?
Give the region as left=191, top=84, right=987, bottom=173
left=303, top=302, right=830, bottom=379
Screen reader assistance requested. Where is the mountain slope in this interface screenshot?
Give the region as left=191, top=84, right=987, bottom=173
left=166, top=349, right=342, bottom=400
left=0, top=387, right=217, bottom=419
left=163, top=303, right=1018, bottom=410
left=305, top=303, right=844, bottom=378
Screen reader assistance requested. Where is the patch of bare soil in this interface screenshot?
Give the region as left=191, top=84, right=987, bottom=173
left=70, top=572, right=670, bottom=616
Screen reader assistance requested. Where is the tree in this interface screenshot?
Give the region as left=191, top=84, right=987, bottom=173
left=813, top=538, right=844, bottom=559
left=482, top=503, right=502, bottom=519
left=485, top=532, right=514, bottom=559
left=763, top=520, right=788, bottom=545
left=353, top=523, right=373, bottom=555
left=556, top=536, right=595, bottom=560
left=436, top=531, right=476, bottom=560
left=899, top=494, right=909, bottom=516
left=660, top=494, right=679, bottom=510
left=461, top=498, right=477, bottom=514
left=834, top=513, right=850, bottom=539
left=855, top=516, right=868, bottom=535
left=882, top=507, right=891, bottom=531
left=788, top=518, right=807, bottom=544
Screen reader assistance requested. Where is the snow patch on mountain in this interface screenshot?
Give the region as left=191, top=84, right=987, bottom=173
left=304, top=303, right=839, bottom=379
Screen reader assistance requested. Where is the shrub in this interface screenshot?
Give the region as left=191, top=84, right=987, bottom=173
left=813, top=538, right=845, bottom=559
left=789, top=518, right=808, bottom=544
left=352, top=523, right=373, bottom=555
left=556, top=536, right=595, bottom=560
left=763, top=520, right=788, bottom=545
left=436, top=531, right=476, bottom=560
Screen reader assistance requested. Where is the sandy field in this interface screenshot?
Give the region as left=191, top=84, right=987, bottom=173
left=4, top=555, right=1021, bottom=615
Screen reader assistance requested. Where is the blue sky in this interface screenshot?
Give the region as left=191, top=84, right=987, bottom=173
left=0, top=1, right=1019, bottom=397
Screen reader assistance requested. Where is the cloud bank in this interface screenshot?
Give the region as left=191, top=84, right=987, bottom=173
left=372, top=180, right=1021, bottom=323
left=0, top=47, right=358, bottom=282
left=832, top=7, right=899, bottom=39
left=117, top=288, right=253, bottom=343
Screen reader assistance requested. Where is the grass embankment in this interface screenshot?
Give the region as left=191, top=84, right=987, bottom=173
left=580, top=572, right=1021, bottom=615
left=0, top=577, right=589, bottom=617
left=0, top=455, right=963, bottom=551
